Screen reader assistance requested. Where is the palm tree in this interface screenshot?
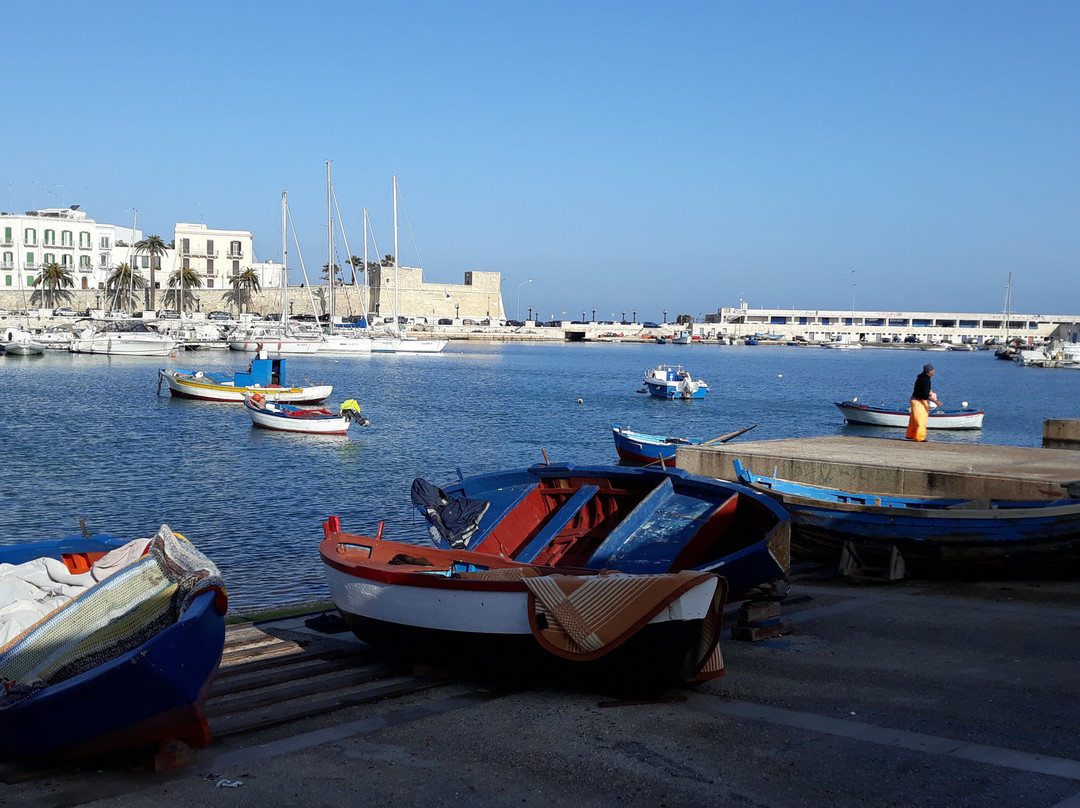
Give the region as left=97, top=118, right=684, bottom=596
left=165, top=266, right=203, bottom=311
left=135, top=234, right=169, bottom=310
left=321, top=261, right=342, bottom=285
left=105, top=263, right=146, bottom=312
left=230, top=268, right=261, bottom=314
left=380, top=254, right=395, bottom=267
left=342, top=255, right=364, bottom=285
left=33, top=262, right=75, bottom=310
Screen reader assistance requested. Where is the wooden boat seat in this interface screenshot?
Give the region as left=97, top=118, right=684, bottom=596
left=516, top=485, right=600, bottom=563
left=464, top=482, right=538, bottom=546
left=583, top=478, right=740, bottom=573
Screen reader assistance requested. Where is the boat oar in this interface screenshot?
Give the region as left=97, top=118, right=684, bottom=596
left=702, top=424, right=759, bottom=445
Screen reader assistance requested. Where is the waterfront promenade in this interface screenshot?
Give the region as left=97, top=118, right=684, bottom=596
left=3, top=565, right=1078, bottom=807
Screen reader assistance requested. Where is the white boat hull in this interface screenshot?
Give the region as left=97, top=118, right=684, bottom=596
left=835, top=401, right=985, bottom=429
left=228, top=338, right=323, bottom=354
left=323, top=564, right=717, bottom=636
left=158, top=369, right=332, bottom=403
left=70, top=334, right=177, bottom=356
left=370, top=336, right=448, bottom=353
left=4, top=340, right=46, bottom=356
left=319, top=335, right=373, bottom=355
left=244, top=399, right=351, bottom=434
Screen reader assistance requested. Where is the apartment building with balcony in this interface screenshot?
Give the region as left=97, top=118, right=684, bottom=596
left=0, top=206, right=137, bottom=294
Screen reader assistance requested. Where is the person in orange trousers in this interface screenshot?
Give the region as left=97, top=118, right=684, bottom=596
left=906, top=364, right=940, bottom=441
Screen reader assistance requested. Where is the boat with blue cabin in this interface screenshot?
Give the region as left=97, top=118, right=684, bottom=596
left=158, top=350, right=332, bottom=403
left=643, top=364, right=708, bottom=399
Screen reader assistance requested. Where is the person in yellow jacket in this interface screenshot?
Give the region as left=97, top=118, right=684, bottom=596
left=906, top=364, right=940, bottom=441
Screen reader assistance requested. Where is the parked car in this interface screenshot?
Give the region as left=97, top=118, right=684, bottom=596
left=505, top=320, right=524, bottom=327
left=52, top=306, right=78, bottom=317
left=207, top=311, right=232, bottom=321
left=641, top=321, right=660, bottom=329
left=438, top=318, right=453, bottom=325
left=903, top=335, right=920, bottom=344
left=156, top=309, right=180, bottom=319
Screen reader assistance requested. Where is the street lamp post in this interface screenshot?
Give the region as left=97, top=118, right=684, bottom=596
left=516, top=279, right=533, bottom=321
left=528, top=306, right=533, bottom=322
left=663, top=309, right=668, bottom=324
left=621, top=310, right=626, bottom=323
left=581, top=311, right=586, bottom=322
left=632, top=309, right=637, bottom=323
left=591, top=307, right=596, bottom=322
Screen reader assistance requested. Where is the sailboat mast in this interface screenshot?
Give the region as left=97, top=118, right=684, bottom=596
left=363, top=207, right=370, bottom=322
left=1004, top=272, right=1012, bottom=343
left=327, top=161, right=334, bottom=335
left=281, top=191, right=289, bottom=322
left=393, top=174, right=399, bottom=324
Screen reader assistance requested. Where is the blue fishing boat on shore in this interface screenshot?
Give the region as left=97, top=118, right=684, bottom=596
left=733, top=460, right=1080, bottom=576
left=408, top=462, right=790, bottom=598
left=0, top=526, right=227, bottom=759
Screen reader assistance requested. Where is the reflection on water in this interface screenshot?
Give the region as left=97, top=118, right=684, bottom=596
left=1, top=343, right=1075, bottom=612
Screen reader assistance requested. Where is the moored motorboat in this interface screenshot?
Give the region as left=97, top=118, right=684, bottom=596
left=0, top=525, right=227, bottom=759
left=409, top=462, right=790, bottom=599
left=320, top=518, right=727, bottom=697
left=158, top=350, right=332, bottom=403
left=227, top=325, right=325, bottom=354
left=3, top=327, right=46, bottom=355
left=69, top=321, right=177, bottom=356
left=733, top=460, right=1080, bottom=577
left=244, top=394, right=368, bottom=434
left=642, top=364, right=708, bottom=399
left=835, top=399, right=985, bottom=429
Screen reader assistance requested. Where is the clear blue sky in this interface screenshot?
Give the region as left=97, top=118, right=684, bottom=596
left=6, top=1, right=1078, bottom=320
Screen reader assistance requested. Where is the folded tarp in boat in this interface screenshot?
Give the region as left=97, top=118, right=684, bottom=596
left=461, top=567, right=727, bottom=683
left=411, top=478, right=491, bottom=550
left=0, top=525, right=224, bottom=705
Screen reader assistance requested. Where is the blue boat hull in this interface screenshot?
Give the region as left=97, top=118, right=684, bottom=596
left=430, top=463, right=791, bottom=599
left=734, top=461, right=1080, bottom=575
left=0, top=534, right=227, bottom=758
left=611, top=426, right=705, bottom=466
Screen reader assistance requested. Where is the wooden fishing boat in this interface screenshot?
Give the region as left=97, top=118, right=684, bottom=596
left=733, top=459, right=1080, bottom=576
left=409, top=462, right=790, bottom=599
left=611, top=424, right=758, bottom=467
left=835, top=399, right=985, bottom=429
left=244, top=394, right=368, bottom=434
left=158, top=351, right=332, bottom=403
left=320, top=518, right=727, bottom=697
left=643, top=364, right=708, bottom=399
left=0, top=526, right=227, bottom=759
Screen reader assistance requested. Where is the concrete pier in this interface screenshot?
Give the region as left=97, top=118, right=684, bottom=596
left=678, top=436, right=1080, bottom=500
left=1044, top=419, right=1080, bottom=450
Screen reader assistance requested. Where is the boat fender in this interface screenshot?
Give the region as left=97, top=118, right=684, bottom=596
left=195, top=371, right=204, bottom=378
left=250, top=393, right=265, bottom=406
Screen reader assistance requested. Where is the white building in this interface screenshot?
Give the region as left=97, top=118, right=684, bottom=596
left=0, top=208, right=281, bottom=310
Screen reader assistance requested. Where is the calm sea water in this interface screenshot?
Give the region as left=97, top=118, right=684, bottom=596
left=2, top=342, right=1076, bottom=612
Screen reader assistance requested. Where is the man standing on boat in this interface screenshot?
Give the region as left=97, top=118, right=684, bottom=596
left=906, top=364, right=940, bottom=441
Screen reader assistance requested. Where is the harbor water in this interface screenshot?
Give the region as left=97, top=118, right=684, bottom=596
left=2, top=342, right=1076, bottom=613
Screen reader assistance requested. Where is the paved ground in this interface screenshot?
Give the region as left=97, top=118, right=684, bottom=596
left=4, top=566, right=1079, bottom=808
